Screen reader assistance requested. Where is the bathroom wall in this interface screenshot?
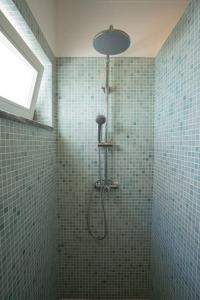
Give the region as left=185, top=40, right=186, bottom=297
left=0, top=1, right=56, bottom=299
left=152, top=0, right=200, bottom=299
left=0, top=120, right=56, bottom=300
left=56, top=57, right=154, bottom=299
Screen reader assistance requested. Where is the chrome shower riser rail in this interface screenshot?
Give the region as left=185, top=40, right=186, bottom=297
left=104, top=55, right=110, bottom=184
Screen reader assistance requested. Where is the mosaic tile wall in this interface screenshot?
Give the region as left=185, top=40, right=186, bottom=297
left=0, top=0, right=56, bottom=300
left=0, top=119, right=56, bottom=300
left=56, top=57, right=155, bottom=299
left=151, top=0, right=200, bottom=299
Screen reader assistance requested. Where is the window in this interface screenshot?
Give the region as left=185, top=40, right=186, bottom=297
left=0, top=11, right=43, bottom=119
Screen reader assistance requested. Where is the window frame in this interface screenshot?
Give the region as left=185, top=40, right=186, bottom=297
left=0, top=10, right=44, bottom=120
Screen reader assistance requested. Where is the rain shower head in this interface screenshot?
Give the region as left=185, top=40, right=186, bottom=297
left=93, top=25, right=131, bottom=56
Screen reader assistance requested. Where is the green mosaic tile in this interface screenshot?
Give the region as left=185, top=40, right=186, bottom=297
left=152, top=0, right=200, bottom=299
left=56, top=57, right=155, bottom=299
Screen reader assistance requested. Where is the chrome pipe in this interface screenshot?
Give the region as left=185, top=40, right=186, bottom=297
left=105, top=55, right=110, bottom=184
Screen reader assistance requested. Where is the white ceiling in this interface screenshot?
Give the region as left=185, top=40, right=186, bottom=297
left=26, top=0, right=189, bottom=57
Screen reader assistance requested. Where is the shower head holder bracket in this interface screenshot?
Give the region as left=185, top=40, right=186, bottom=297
left=102, top=86, right=112, bottom=94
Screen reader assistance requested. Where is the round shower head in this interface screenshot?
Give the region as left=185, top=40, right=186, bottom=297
left=96, top=115, right=106, bottom=125
left=93, top=25, right=131, bottom=56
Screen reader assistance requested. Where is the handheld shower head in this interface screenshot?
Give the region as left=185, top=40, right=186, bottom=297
left=96, top=115, right=106, bottom=125
left=96, top=115, right=106, bottom=143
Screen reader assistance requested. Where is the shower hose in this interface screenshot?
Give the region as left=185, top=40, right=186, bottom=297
left=86, top=147, right=109, bottom=240
left=86, top=185, right=109, bottom=240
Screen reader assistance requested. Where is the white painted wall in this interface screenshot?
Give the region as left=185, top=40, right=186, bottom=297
left=25, top=0, right=56, bottom=54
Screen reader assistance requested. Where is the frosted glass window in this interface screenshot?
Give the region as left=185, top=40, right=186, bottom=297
left=0, top=11, right=43, bottom=119
left=0, top=32, right=38, bottom=108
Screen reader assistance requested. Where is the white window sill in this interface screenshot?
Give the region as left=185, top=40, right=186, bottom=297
left=0, top=109, right=53, bottom=131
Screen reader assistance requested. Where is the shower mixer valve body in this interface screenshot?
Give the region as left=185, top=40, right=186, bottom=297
left=94, top=179, right=119, bottom=190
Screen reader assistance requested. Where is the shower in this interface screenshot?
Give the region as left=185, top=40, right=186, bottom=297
left=86, top=25, right=131, bottom=240
left=96, top=114, right=106, bottom=143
